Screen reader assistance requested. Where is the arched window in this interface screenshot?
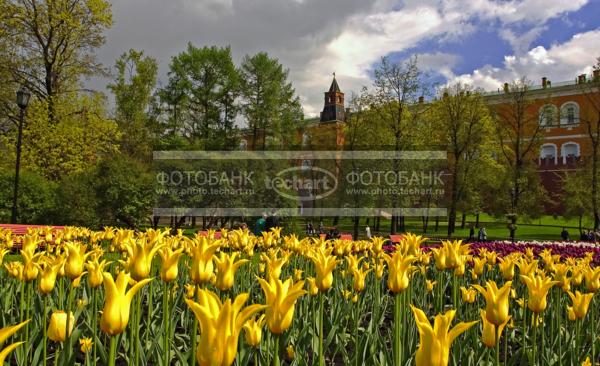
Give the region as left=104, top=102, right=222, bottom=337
left=560, top=102, right=580, bottom=125
left=540, top=143, right=557, bottom=165
left=539, top=104, right=558, bottom=126
left=561, top=142, right=580, bottom=164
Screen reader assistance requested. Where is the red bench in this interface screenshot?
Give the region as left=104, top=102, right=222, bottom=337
left=198, top=230, right=222, bottom=239
left=0, top=224, right=66, bottom=235
left=389, top=234, right=404, bottom=243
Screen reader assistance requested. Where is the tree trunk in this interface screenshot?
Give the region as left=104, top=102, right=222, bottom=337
left=592, top=144, right=600, bottom=230
left=461, top=213, right=466, bottom=229
left=353, top=216, right=359, bottom=240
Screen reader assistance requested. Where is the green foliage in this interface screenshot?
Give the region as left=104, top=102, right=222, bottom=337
left=0, top=168, right=56, bottom=224
left=94, top=155, right=155, bottom=228
left=108, top=49, right=159, bottom=160
left=53, top=170, right=100, bottom=228
left=160, top=44, right=240, bottom=149
left=0, top=93, right=121, bottom=180
left=240, top=52, right=304, bottom=149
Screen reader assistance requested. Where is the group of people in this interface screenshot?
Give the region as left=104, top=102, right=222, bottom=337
left=468, top=226, right=488, bottom=242
left=578, top=228, right=600, bottom=242
left=254, top=212, right=280, bottom=236
left=305, top=221, right=341, bottom=239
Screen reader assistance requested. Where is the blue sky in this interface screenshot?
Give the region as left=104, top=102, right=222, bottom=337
left=99, top=0, right=600, bottom=116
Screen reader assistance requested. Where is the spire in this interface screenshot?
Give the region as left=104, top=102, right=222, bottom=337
left=320, top=72, right=345, bottom=123
left=329, top=72, right=341, bottom=93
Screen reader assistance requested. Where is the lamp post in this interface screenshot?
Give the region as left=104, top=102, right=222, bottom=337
left=11, top=86, right=31, bottom=224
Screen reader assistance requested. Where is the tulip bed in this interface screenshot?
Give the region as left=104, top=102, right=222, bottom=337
left=0, top=227, right=599, bottom=366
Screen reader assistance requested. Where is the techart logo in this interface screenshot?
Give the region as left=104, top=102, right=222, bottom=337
left=266, top=166, right=338, bottom=201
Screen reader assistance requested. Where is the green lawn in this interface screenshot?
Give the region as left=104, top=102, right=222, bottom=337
left=284, top=213, right=593, bottom=242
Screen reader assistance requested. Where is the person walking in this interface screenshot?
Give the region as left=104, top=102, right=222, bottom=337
left=254, top=213, right=267, bottom=236
left=365, top=225, right=371, bottom=239
left=561, top=227, right=570, bottom=241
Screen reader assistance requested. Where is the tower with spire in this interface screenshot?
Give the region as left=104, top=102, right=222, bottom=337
left=320, top=73, right=345, bottom=123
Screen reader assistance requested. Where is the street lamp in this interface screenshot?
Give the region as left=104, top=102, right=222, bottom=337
left=11, top=86, right=30, bottom=224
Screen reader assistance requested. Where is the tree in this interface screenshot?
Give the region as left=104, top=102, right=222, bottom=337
left=368, top=56, right=429, bottom=233
left=160, top=44, right=240, bottom=149
left=94, top=155, right=155, bottom=228
left=561, top=166, right=592, bottom=234
left=240, top=52, right=303, bottom=150
left=0, top=92, right=120, bottom=180
left=578, top=58, right=600, bottom=229
left=429, top=84, right=494, bottom=236
left=108, top=49, right=159, bottom=161
left=0, top=0, right=112, bottom=123
left=490, top=78, right=547, bottom=239
left=0, top=167, right=56, bottom=223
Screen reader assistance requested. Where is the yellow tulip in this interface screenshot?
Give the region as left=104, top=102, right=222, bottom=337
left=186, top=290, right=265, bottom=366
left=411, top=305, right=477, bottom=366
left=498, top=257, right=515, bottom=280
left=0, top=319, right=29, bottom=364
left=5, top=261, right=23, bottom=280
left=460, top=287, right=477, bottom=303
left=85, top=256, right=110, bottom=289
left=398, top=233, right=427, bottom=256
left=294, top=269, right=303, bottom=281
left=472, top=257, right=486, bottom=277
left=38, top=257, right=64, bottom=295
left=584, top=267, right=600, bottom=293
left=258, top=276, right=306, bottom=334
left=371, top=237, right=386, bottom=255
left=185, top=284, right=196, bottom=299
left=473, top=281, right=512, bottom=326
left=516, top=259, right=537, bottom=277
left=79, top=337, right=93, bottom=353
left=189, top=236, right=221, bottom=285
left=100, top=271, right=153, bottom=336
left=64, top=242, right=90, bottom=280
left=159, top=246, right=184, bottom=283
left=552, top=263, right=571, bottom=291
left=383, top=252, right=416, bottom=293
left=286, top=344, right=295, bottom=360
left=582, top=356, right=592, bottom=366
left=309, top=246, right=340, bottom=292
left=431, top=247, right=447, bottom=271
left=260, top=250, right=290, bottom=280
left=426, top=280, right=437, bottom=292
left=47, top=311, right=74, bottom=342
left=520, top=273, right=559, bottom=313
left=567, top=291, right=594, bottom=320
left=351, top=266, right=371, bottom=292
left=480, top=310, right=510, bottom=348
left=307, top=277, right=319, bottom=296
left=243, top=314, right=265, bottom=348
left=214, top=252, right=249, bottom=291
left=124, top=237, right=165, bottom=281
left=374, top=258, right=385, bottom=279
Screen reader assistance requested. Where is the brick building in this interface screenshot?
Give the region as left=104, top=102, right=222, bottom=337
left=241, top=70, right=600, bottom=213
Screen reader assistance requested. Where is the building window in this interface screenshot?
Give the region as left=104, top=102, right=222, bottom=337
left=539, top=104, right=558, bottom=127
left=540, top=143, right=557, bottom=164
left=560, top=102, right=580, bottom=125
left=561, top=142, right=580, bottom=164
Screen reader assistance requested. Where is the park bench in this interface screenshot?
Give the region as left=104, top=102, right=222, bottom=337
left=197, top=230, right=222, bottom=239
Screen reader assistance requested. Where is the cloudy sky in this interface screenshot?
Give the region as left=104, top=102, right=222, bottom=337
left=94, top=0, right=600, bottom=117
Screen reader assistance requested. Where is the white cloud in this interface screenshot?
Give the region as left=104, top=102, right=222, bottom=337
left=92, top=0, right=591, bottom=118
left=451, top=29, right=600, bottom=90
